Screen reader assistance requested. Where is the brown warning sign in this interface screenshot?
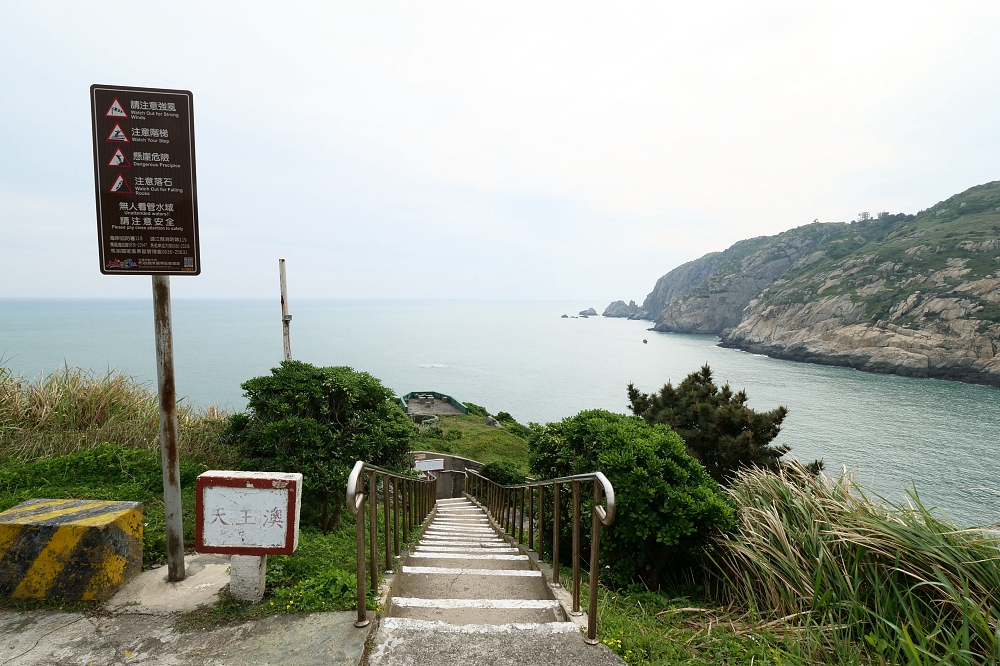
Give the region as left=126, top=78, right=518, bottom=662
left=90, top=84, right=200, bottom=275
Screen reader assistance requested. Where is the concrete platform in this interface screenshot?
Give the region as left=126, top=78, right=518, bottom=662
left=0, top=551, right=374, bottom=665
left=108, top=552, right=231, bottom=614
left=0, top=609, right=374, bottom=666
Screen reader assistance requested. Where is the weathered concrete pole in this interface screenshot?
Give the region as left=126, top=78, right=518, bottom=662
left=152, top=275, right=185, bottom=582
left=279, top=259, right=292, bottom=361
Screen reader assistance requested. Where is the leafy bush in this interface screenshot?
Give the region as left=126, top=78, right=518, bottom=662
left=529, top=409, right=734, bottom=589
left=628, top=365, right=801, bottom=484
left=478, top=460, right=525, bottom=486
left=224, top=361, right=414, bottom=532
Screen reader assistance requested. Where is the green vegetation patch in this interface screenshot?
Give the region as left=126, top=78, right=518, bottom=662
left=0, top=443, right=205, bottom=565
left=413, top=414, right=531, bottom=473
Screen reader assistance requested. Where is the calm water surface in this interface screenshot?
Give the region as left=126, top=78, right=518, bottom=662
left=2, top=298, right=999, bottom=526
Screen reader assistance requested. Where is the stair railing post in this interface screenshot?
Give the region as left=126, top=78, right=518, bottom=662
left=501, top=487, right=506, bottom=531
left=585, top=480, right=603, bottom=644
left=570, top=480, right=582, bottom=615
left=402, top=479, right=409, bottom=544
left=383, top=473, right=392, bottom=573
left=552, top=482, right=561, bottom=587
left=537, top=485, right=544, bottom=559
left=528, top=485, right=535, bottom=551
left=519, top=486, right=525, bottom=544
left=392, top=477, right=399, bottom=557
left=506, top=488, right=513, bottom=535
left=368, top=471, right=378, bottom=592
left=355, top=488, right=368, bottom=627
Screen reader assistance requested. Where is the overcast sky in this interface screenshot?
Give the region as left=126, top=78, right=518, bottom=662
left=1, top=2, right=998, bottom=302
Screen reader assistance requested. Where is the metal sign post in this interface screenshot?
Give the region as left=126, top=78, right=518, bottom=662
left=279, top=259, right=292, bottom=361
left=90, top=84, right=201, bottom=582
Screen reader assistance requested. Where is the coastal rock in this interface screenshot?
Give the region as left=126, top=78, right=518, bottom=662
left=579, top=308, right=598, bottom=316
left=602, top=300, right=639, bottom=317
left=721, top=294, right=1000, bottom=386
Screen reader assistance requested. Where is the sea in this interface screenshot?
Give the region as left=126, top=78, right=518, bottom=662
left=2, top=298, right=999, bottom=527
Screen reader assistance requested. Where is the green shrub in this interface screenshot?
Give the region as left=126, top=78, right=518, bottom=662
left=478, top=460, right=525, bottom=486
left=529, top=409, right=734, bottom=589
left=494, top=411, right=531, bottom=440
left=224, top=361, right=414, bottom=533
left=463, top=402, right=489, bottom=417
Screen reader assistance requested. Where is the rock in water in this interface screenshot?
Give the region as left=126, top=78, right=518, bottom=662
left=579, top=308, right=598, bottom=316
left=602, top=300, right=639, bottom=317
left=561, top=314, right=569, bottom=318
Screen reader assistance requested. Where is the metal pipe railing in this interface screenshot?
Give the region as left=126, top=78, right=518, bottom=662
left=346, top=460, right=436, bottom=627
left=465, top=469, right=615, bottom=644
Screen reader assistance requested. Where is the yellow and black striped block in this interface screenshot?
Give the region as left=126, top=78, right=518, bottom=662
left=0, top=498, right=143, bottom=601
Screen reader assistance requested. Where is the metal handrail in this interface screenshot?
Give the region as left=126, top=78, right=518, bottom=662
left=346, top=460, right=436, bottom=627
left=465, top=468, right=616, bottom=645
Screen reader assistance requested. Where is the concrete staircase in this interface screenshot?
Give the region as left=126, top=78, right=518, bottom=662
left=367, top=497, right=624, bottom=666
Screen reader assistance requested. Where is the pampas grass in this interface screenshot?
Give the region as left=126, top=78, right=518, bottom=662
left=711, top=464, right=1000, bottom=664
left=0, top=364, right=231, bottom=464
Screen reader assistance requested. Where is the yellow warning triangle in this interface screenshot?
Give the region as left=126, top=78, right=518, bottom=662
left=107, top=124, right=128, bottom=142
left=106, top=98, right=127, bottom=118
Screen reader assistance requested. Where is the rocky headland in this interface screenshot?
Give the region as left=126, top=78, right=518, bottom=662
left=605, top=181, right=1000, bottom=386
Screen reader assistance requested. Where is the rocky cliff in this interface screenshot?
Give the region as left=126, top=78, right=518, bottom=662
left=652, top=225, right=845, bottom=333
left=720, top=182, right=1000, bottom=385
left=613, top=180, right=1000, bottom=386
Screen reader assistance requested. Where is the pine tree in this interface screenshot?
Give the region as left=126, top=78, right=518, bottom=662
left=628, top=364, right=807, bottom=484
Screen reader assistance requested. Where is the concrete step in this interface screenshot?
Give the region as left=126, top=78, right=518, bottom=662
left=407, top=553, right=531, bottom=569
left=393, top=567, right=551, bottom=600
left=419, top=535, right=510, bottom=548
left=414, top=545, right=519, bottom=554
left=371, top=498, right=626, bottom=665
left=389, top=598, right=564, bottom=625
left=368, top=618, right=625, bottom=666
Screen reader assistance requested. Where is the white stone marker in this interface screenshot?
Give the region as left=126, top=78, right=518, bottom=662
left=195, top=471, right=303, bottom=603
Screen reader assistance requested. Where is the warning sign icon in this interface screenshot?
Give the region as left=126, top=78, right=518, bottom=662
left=106, top=124, right=129, bottom=142
left=106, top=98, right=128, bottom=118
left=108, top=148, right=131, bottom=167
left=109, top=174, right=133, bottom=194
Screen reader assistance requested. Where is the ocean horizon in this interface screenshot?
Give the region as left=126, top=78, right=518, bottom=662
left=3, top=297, right=999, bottom=527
